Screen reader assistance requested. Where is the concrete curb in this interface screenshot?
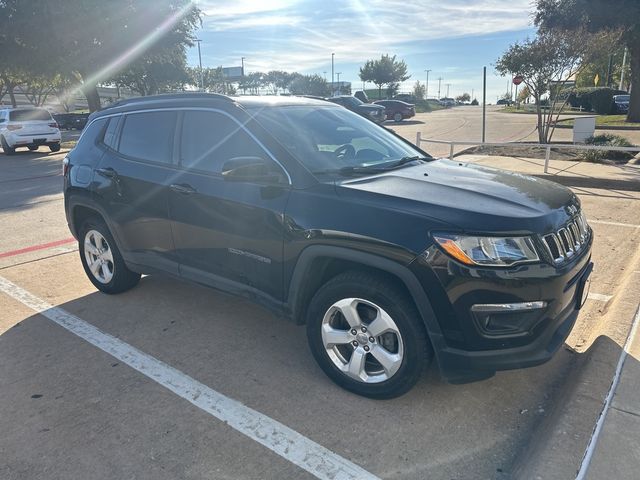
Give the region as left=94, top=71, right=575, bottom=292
left=512, top=248, right=640, bottom=479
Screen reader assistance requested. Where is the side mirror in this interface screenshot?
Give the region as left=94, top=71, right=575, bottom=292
left=221, top=156, right=287, bottom=185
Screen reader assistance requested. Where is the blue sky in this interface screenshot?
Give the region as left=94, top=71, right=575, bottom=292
left=187, top=0, right=537, bottom=101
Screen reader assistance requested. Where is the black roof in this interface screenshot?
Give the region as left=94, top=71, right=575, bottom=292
left=91, top=93, right=335, bottom=121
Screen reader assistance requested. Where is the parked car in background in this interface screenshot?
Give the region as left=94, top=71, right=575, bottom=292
left=496, top=98, right=513, bottom=106
left=373, top=100, right=416, bottom=122
left=327, top=95, right=386, bottom=124
left=54, top=112, right=90, bottom=130
left=353, top=90, right=369, bottom=103
left=393, top=94, right=417, bottom=104
left=613, top=94, right=630, bottom=114
left=439, top=98, right=456, bottom=107
left=0, top=107, right=61, bottom=155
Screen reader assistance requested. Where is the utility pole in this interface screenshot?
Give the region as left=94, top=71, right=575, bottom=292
left=482, top=67, right=487, bottom=143
left=195, top=39, right=204, bottom=91
left=424, top=69, right=431, bottom=99
left=471, top=88, right=474, bottom=101
left=620, top=47, right=628, bottom=91
left=331, top=53, right=335, bottom=92
left=241, top=57, right=245, bottom=95
left=336, top=72, right=342, bottom=94
left=445, top=83, right=451, bottom=98
left=437, top=77, right=443, bottom=99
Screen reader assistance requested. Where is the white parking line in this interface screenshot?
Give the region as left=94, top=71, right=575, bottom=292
left=0, top=275, right=379, bottom=480
left=589, top=219, right=640, bottom=229
left=576, top=304, right=640, bottom=479
left=587, top=293, right=613, bottom=302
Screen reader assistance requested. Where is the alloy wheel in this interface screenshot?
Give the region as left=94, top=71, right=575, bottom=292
left=83, top=230, right=115, bottom=284
left=321, top=297, right=404, bottom=383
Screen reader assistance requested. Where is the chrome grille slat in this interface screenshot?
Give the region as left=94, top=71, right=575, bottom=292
left=542, top=213, right=590, bottom=264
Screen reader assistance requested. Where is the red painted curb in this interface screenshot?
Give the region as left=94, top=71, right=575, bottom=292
left=0, top=238, right=76, bottom=259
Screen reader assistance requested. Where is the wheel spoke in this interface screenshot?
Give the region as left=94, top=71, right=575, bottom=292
left=333, top=298, right=361, bottom=328
left=89, top=259, right=101, bottom=276
left=367, top=310, right=396, bottom=337
left=347, top=347, right=367, bottom=381
left=101, top=246, right=113, bottom=263
left=322, top=324, right=353, bottom=347
left=100, top=263, right=110, bottom=280
left=84, top=240, right=99, bottom=256
left=370, top=344, right=402, bottom=376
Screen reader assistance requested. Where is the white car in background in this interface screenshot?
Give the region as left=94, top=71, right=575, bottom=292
left=0, top=107, right=61, bottom=155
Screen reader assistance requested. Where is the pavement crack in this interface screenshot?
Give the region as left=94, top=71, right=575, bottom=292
left=610, top=405, right=640, bottom=419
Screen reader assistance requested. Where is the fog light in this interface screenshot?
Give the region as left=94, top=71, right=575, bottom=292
left=471, top=302, right=547, bottom=336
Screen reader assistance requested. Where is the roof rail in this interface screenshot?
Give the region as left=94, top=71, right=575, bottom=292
left=103, top=92, right=233, bottom=110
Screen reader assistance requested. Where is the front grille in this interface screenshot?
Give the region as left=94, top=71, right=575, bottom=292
left=542, top=212, right=590, bottom=264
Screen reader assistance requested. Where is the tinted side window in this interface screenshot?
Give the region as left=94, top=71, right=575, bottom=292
left=180, top=111, right=264, bottom=173
left=71, top=118, right=108, bottom=165
left=119, top=111, right=176, bottom=163
left=103, top=116, right=121, bottom=150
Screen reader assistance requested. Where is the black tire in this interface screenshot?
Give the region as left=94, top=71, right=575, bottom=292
left=49, top=143, right=61, bottom=152
left=393, top=112, right=403, bottom=122
left=78, top=216, right=140, bottom=294
left=306, top=271, right=431, bottom=399
left=1, top=136, right=16, bottom=155
left=28, top=146, right=38, bottom=151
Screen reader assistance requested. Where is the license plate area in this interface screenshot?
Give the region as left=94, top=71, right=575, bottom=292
left=33, top=138, right=47, bottom=145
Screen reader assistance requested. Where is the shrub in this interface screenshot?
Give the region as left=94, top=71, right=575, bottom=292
left=582, top=134, right=636, bottom=163
left=567, top=87, right=627, bottom=114
left=471, top=99, right=479, bottom=106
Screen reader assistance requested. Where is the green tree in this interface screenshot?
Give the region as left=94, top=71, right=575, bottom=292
left=288, top=74, right=330, bottom=97
left=496, top=29, right=609, bottom=143
left=535, top=0, right=640, bottom=122
left=0, top=0, right=200, bottom=112
left=456, top=93, right=471, bottom=103
left=412, top=81, right=425, bottom=101
left=265, top=71, right=291, bottom=94
left=359, top=54, right=410, bottom=99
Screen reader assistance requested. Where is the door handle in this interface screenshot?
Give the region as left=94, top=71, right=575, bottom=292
left=170, top=183, right=197, bottom=195
left=96, top=167, right=117, bottom=178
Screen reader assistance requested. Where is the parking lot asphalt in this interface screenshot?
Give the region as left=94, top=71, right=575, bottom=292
left=1, top=136, right=639, bottom=479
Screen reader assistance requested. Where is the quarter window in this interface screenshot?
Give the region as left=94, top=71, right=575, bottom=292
left=180, top=111, right=265, bottom=173
left=119, top=111, right=176, bottom=163
left=103, top=116, right=121, bottom=150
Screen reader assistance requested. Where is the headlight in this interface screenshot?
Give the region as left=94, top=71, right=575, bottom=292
left=433, top=234, right=539, bottom=267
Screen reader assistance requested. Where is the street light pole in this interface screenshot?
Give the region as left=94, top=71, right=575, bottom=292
left=241, top=57, right=246, bottom=95
left=424, top=69, right=431, bottom=99
left=437, top=77, right=443, bottom=99
left=195, top=39, right=203, bottom=91
left=331, top=53, right=335, bottom=92
left=336, top=72, right=342, bottom=94
left=445, top=83, right=451, bottom=98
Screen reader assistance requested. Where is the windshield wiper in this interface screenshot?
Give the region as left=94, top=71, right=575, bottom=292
left=338, top=156, right=429, bottom=174
left=312, top=156, right=429, bottom=176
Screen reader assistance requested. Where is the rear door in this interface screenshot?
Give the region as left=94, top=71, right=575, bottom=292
left=92, top=110, right=178, bottom=274
left=168, top=109, right=290, bottom=300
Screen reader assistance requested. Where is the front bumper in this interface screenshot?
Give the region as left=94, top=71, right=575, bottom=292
left=410, top=238, right=593, bottom=383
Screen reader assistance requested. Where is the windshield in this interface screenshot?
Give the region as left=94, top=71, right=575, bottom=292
left=615, top=95, right=630, bottom=102
left=249, top=105, right=430, bottom=178
left=9, top=109, right=52, bottom=122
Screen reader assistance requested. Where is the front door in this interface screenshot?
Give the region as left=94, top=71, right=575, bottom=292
left=168, top=109, right=290, bottom=300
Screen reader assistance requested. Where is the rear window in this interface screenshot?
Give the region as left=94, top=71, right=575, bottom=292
left=118, top=111, right=176, bottom=163
left=9, top=109, right=52, bottom=122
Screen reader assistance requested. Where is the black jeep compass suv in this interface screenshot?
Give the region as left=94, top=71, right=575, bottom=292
left=63, top=93, right=593, bottom=398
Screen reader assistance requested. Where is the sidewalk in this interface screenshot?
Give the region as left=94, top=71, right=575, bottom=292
left=583, top=305, right=640, bottom=480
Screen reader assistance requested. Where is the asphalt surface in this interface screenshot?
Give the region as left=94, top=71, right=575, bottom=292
left=387, top=105, right=640, bottom=158
left=1, top=114, right=639, bottom=479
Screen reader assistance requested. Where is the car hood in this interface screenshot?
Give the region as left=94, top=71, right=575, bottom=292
left=336, top=159, right=579, bottom=234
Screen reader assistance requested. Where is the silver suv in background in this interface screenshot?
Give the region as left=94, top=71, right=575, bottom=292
left=0, top=108, right=61, bottom=155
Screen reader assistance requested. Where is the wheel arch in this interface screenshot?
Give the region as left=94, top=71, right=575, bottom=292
left=287, top=246, right=447, bottom=356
